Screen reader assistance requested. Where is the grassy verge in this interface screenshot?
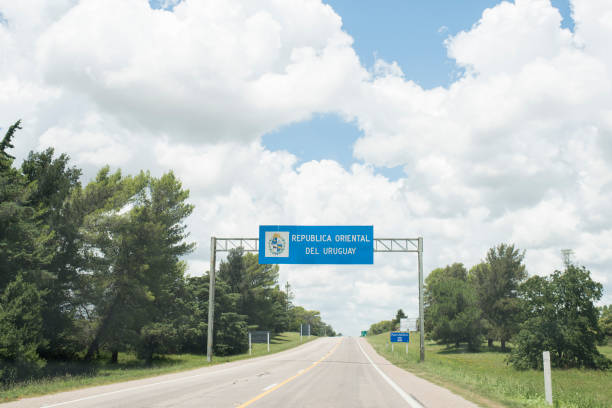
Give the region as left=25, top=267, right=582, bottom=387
left=1, top=332, right=317, bottom=403
left=367, top=332, right=612, bottom=408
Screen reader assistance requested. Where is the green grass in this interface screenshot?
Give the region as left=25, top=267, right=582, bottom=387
left=0, top=332, right=317, bottom=403
left=367, top=333, right=612, bottom=408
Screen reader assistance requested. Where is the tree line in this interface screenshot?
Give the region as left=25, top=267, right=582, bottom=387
left=368, top=309, right=407, bottom=335
left=366, top=244, right=610, bottom=370
left=0, top=121, right=334, bottom=385
left=424, top=243, right=610, bottom=370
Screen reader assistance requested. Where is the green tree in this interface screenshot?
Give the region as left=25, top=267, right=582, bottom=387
left=368, top=320, right=394, bottom=335
left=509, top=265, right=610, bottom=369
left=173, top=273, right=249, bottom=356
left=425, top=263, right=485, bottom=350
left=0, top=275, right=46, bottom=383
left=137, top=322, right=178, bottom=365
left=469, top=244, right=527, bottom=350
left=1, top=121, right=54, bottom=381
left=242, top=254, right=285, bottom=331
left=215, top=250, right=334, bottom=345
left=81, top=170, right=194, bottom=362
left=210, top=275, right=248, bottom=355
left=214, top=311, right=248, bottom=356
left=175, top=275, right=215, bottom=354
left=0, top=121, right=54, bottom=291
left=0, top=120, right=20, bottom=164
left=287, top=305, right=333, bottom=335
left=599, top=305, right=612, bottom=342
left=218, top=250, right=286, bottom=332
left=20, top=148, right=83, bottom=358
left=392, top=309, right=407, bottom=330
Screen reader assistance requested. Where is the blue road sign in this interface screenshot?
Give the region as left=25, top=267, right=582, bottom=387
left=259, top=225, right=374, bottom=264
left=390, top=332, right=410, bottom=343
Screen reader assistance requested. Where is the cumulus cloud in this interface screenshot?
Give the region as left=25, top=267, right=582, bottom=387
left=447, top=0, right=574, bottom=76
left=33, top=0, right=365, bottom=142
left=1, top=0, right=612, bottom=335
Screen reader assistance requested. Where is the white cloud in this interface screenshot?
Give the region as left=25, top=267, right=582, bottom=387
left=38, top=114, right=134, bottom=166
left=33, top=0, right=365, bottom=143
left=373, top=59, right=404, bottom=78
left=447, top=0, right=574, bottom=76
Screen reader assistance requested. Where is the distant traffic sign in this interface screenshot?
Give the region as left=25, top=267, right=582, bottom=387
left=390, top=332, right=410, bottom=343
left=361, top=331, right=367, bottom=337
left=258, top=225, right=374, bottom=264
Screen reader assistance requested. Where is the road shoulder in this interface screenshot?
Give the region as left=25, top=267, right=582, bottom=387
left=358, top=337, right=480, bottom=408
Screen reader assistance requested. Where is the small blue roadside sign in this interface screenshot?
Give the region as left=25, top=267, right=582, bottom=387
left=259, top=225, right=373, bottom=264
left=390, top=332, right=410, bottom=343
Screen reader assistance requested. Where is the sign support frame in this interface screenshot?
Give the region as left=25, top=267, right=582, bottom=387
left=206, top=236, right=425, bottom=363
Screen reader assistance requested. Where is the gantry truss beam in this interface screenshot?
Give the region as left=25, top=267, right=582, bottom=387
left=214, top=238, right=419, bottom=253
left=215, top=238, right=258, bottom=252
left=373, top=238, right=419, bottom=253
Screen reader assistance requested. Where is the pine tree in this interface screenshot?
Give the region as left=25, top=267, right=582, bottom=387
left=469, top=244, right=526, bottom=350
left=425, top=263, right=485, bottom=350
left=0, top=121, right=50, bottom=381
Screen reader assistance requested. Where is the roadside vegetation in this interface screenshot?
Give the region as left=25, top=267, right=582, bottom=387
left=0, top=121, right=335, bottom=396
left=367, top=332, right=611, bottom=408
left=366, top=243, right=611, bottom=407
left=0, top=332, right=315, bottom=402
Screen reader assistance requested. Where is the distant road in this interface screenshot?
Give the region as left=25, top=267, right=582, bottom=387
left=4, top=337, right=477, bottom=408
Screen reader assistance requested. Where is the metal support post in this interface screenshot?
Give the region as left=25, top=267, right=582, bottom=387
left=300, top=324, right=302, bottom=342
left=249, top=332, right=252, bottom=355
left=267, top=332, right=270, bottom=353
left=418, top=237, right=425, bottom=362
left=206, top=237, right=217, bottom=363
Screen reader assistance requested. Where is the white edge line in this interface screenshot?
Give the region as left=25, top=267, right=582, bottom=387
left=357, top=339, right=425, bottom=408
left=40, top=373, right=203, bottom=408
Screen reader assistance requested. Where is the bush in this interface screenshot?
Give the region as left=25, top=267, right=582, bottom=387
left=137, top=322, right=178, bottom=364
left=214, top=312, right=248, bottom=356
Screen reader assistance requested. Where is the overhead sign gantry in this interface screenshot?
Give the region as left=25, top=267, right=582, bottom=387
left=207, top=226, right=424, bottom=362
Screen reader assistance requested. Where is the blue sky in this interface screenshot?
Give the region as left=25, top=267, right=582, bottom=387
left=261, top=0, right=574, bottom=179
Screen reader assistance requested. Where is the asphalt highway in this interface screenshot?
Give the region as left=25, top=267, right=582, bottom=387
left=4, top=337, right=478, bottom=408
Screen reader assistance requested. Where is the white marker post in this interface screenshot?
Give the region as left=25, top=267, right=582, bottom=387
left=543, top=351, right=553, bottom=405
left=267, top=332, right=270, bottom=353
left=249, top=332, right=252, bottom=355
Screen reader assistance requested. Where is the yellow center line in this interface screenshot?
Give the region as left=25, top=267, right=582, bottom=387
left=236, top=339, right=343, bottom=408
